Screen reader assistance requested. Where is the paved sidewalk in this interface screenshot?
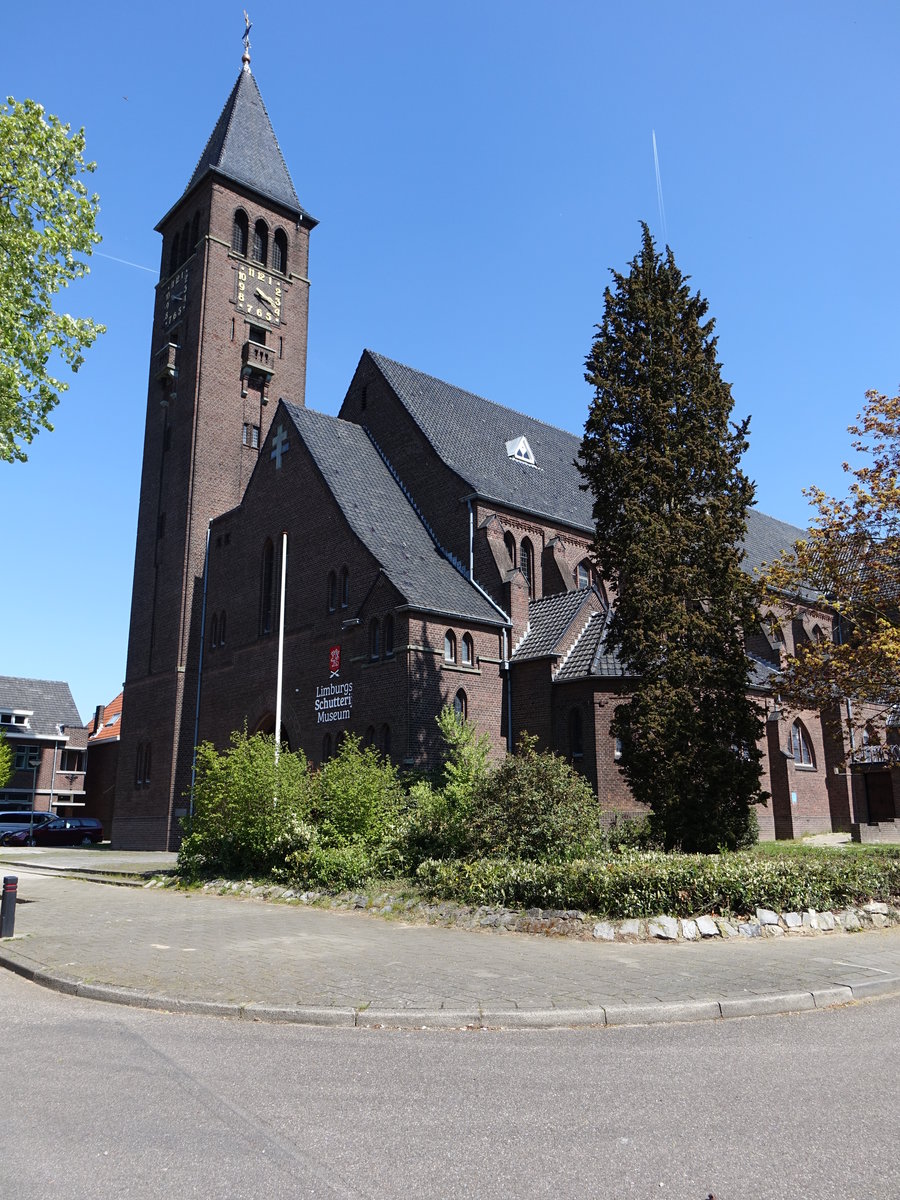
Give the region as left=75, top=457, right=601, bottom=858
left=1, top=850, right=900, bottom=1029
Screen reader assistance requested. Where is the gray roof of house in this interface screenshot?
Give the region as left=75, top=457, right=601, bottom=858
left=0, top=677, right=82, bottom=735
left=367, top=350, right=807, bottom=569
left=282, top=403, right=505, bottom=627
left=180, top=68, right=312, bottom=221
left=512, top=588, right=597, bottom=661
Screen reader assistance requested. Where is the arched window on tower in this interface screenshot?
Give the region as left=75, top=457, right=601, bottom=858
left=253, top=220, right=268, bottom=265
left=190, top=211, right=201, bottom=254
left=260, top=538, right=275, bottom=635
left=169, top=232, right=180, bottom=276
left=272, top=228, right=288, bottom=274
left=232, top=209, right=248, bottom=255
left=181, top=220, right=191, bottom=264
left=520, top=538, right=535, bottom=598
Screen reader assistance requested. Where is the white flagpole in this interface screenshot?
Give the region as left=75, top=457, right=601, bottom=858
left=274, top=530, right=288, bottom=780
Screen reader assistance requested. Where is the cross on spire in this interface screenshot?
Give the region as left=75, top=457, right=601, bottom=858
left=242, top=10, right=252, bottom=71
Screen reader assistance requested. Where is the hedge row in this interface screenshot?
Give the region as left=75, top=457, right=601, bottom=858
left=415, top=849, right=900, bottom=918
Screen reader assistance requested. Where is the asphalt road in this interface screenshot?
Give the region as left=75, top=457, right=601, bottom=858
left=1, top=968, right=896, bottom=1200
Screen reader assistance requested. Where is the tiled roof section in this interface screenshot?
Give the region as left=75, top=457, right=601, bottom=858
left=88, top=692, right=123, bottom=744
left=0, top=677, right=83, bottom=735
left=282, top=403, right=505, bottom=627
left=512, top=589, right=595, bottom=661
left=368, top=351, right=595, bottom=531
left=747, top=653, right=778, bottom=690
left=366, top=350, right=808, bottom=570
left=183, top=69, right=311, bottom=219
left=554, top=610, right=630, bottom=681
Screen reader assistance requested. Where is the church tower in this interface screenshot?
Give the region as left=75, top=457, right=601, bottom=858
left=113, top=43, right=317, bottom=849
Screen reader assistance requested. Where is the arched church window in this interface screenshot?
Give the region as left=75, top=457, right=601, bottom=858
left=461, top=633, right=474, bottom=667
left=232, top=209, right=248, bottom=255
left=169, top=232, right=180, bottom=276
left=260, top=539, right=275, bottom=635
left=453, top=689, right=468, bottom=720
left=370, top=617, right=381, bottom=660
left=181, top=220, right=191, bottom=265
left=576, top=560, right=592, bottom=589
left=790, top=720, right=814, bottom=767
left=190, top=211, right=200, bottom=255
left=444, top=630, right=457, bottom=663
left=252, top=220, right=268, bottom=265
left=272, top=229, right=288, bottom=274
left=520, top=538, right=535, bottom=597
left=384, top=614, right=394, bottom=657
left=504, top=531, right=516, bottom=568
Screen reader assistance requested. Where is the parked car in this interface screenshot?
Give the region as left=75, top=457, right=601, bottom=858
left=1, top=817, right=103, bottom=847
left=0, top=810, right=58, bottom=837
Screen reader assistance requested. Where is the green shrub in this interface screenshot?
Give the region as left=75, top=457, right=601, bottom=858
left=416, top=848, right=900, bottom=917
left=178, top=730, right=313, bottom=878
left=312, top=734, right=404, bottom=846
left=467, top=734, right=604, bottom=860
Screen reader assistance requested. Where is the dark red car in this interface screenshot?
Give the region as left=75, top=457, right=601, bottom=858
left=2, top=817, right=103, bottom=847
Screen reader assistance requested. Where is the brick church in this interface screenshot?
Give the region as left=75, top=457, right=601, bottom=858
left=112, top=49, right=886, bottom=851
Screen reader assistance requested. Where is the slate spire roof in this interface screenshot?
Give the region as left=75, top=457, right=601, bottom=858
left=177, top=67, right=314, bottom=222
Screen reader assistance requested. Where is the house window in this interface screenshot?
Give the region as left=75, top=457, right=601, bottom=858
left=59, top=749, right=85, bottom=773
left=272, top=228, right=287, bottom=274
left=242, top=423, right=260, bottom=448
left=14, top=746, right=38, bottom=771
left=327, top=571, right=337, bottom=613
left=340, top=566, right=349, bottom=609
left=520, top=538, right=535, bottom=597
left=249, top=324, right=267, bottom=346
left=790, top=721, right=814, bottom=767
left=384, top=614, right=395, bottom=657
left=504, top=531, right=516, bottom=568
left=260, top=539, right=275, bottom=635
left=370, top=618, right=381, bottom=660
left=461, top=633, right=474, bottom=667
left=444, top=630, right=457, bottom=663
left=252, top=220, right=268, bottom=265
left=232, top=210, right=248, bottom=255
left=453, top=689, right=468, bottom=720
left=576, top=560, right=592, bottom=589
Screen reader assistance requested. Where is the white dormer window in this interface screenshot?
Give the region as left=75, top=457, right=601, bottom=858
left=0, top=710, right=31, bottom=728
left=505, top=435, right=536, bottom=466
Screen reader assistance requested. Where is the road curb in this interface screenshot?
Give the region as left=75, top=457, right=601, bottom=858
left=3, top=942, right=899, bottom=1028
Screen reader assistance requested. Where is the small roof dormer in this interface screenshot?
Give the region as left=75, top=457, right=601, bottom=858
left=505, top=436, right=536, bottom=467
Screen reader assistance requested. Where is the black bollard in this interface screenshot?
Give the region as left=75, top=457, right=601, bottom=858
left=1, top=876, right=18, bottom=938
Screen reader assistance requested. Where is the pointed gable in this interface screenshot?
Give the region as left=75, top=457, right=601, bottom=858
left=179, top=68, right=313, bottom=221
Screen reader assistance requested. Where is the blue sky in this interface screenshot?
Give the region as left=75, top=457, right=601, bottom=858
left=4, top=2, right=899, bottom=722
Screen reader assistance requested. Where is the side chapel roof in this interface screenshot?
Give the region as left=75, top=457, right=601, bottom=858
left=281, top=403, right=505, bottom=628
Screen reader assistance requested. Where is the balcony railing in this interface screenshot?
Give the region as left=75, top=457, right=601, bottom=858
left=241, top=340, right=276, bottom=379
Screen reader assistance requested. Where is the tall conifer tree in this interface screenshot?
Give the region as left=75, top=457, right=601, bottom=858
left=580, top=225, right=764, bottom=851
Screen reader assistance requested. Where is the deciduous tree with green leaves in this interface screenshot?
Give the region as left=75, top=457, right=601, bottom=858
left=579, top=224, right=764, bottom=852
left=759, top=389, right=900, bottom=741
left=0, top=97, right=105, bottom=463
left=0, top=730, right=12, bottom=790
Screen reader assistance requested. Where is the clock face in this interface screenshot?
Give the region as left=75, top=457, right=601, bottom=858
left=235, top=265, right=283, bottom=326
left=163, top=266, right=189, bottom=330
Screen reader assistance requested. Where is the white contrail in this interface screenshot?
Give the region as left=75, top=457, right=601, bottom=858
left=652, top=130, right=668, bottom=242
left=94, top=251, right=156, bottom=274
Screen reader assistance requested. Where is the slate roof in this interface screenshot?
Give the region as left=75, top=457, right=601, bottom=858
left=366, top=351, right=808, bottom=570
left=282, top=403, right=505, bottom=627
left=512, top=588, right=596, bottom=661
left=554, top=611, right=628, bottom=682
left=0, top=677, right=82, bottom=736
left=178, top=68, right=313, bottom=221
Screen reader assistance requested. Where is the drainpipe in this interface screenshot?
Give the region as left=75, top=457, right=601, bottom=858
left=189, top=522, right=212, bottom=819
